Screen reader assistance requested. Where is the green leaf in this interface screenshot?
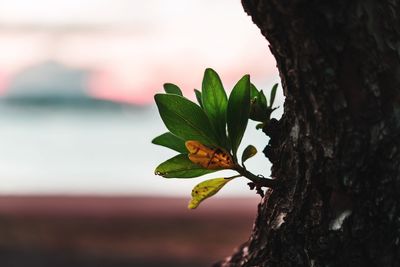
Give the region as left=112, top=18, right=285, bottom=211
left=227, top=74, right=250, bottom=157
left=163, top=83, right=183, bottom=96
left=241, top=145, right=257, bottom=163
left=270, top=83, right=278, bottom=107
left=258, top=90, right=268, bottom=109
left=188, top=178, right=232, bottom=209
left=154, top=94, right=218, bottom=146
left=155, top=154, right=216, bottom=178
left=201, top=68, right=228, bottom=146
left=250, top=83, right=259, bottom=99
left=250, top=86, right=268, bottom=122
left=152, top=132, right=187, bottom=153
left=194, top=89, right=203, bottom=108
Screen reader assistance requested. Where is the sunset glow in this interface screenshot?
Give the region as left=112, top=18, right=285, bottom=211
left=0, top=1, right=283, bottom=197
left=0, top=0, right=277, bottom=104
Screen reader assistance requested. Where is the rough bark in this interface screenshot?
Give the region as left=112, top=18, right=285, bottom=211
left=216, top=1, right=400, bottom=266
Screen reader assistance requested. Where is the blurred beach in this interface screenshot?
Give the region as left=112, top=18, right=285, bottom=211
left=0, top=0, right=281, bottom=196
left=0, top=196, right=258, bottom=267
left=0, top=1, right=280, bottom=266
left=0, top=71, right=272, bottom=266
left=0, top=101, right=276, bottom=197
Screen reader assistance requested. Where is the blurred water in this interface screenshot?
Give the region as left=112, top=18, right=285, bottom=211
left=0, top=101, right=276, bottom=197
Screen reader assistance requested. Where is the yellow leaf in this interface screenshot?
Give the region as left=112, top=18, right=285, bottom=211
left=185, top=140, right=234, bottom=169
left=188, top=178, right=232, bottom=209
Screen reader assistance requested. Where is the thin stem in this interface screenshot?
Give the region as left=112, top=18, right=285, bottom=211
left=226, top=174, right=242, bottom=179
left=234, top=165, right=277, bottom=189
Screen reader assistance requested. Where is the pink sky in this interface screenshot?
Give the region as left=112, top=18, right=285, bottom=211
left=0, top=0, right=277, bottom=104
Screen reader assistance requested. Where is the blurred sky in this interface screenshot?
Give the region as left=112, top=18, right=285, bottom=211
left=0, top=0, right=282, bottom=197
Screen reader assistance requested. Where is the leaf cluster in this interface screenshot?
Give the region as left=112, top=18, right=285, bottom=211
left=152, top=68, right=278, bottom=208
left=250, top=83, right=279, bottom=130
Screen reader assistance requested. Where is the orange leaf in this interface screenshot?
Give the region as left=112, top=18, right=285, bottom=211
left=185, top=140, right=234, bottom=170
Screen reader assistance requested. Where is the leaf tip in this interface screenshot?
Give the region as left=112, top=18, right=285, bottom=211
left=153, top=93, right=162, bottom=102
left=154, top=170, right=164, bottom=177
left=188, top=200, right=199, bottom=209
left=204, top=67, right=215, bottom=74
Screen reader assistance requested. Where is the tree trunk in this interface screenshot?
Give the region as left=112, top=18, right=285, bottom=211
left=216, top=1, right=400, bottom=266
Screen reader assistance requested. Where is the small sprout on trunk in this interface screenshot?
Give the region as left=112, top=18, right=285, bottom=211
left=153, top=68, right=280, bottom=208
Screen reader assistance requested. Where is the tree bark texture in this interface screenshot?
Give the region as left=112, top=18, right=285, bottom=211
left=216, top=1, right=400, bottom=266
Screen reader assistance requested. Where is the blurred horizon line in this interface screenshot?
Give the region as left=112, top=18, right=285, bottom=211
left=0, top=195, right=259, bottom=217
